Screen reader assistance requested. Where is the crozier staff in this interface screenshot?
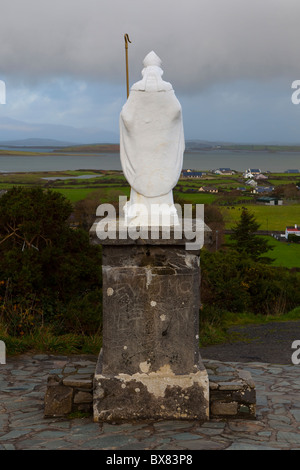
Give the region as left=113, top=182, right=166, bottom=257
left=124, top=34, right=132, bottom=99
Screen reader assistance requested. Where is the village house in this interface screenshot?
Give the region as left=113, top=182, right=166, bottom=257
left=245, top=179, right=258, bottom=187
left=244, top=169, right=262, bottom=178
left=181, top=170, right=206, bottom=178
left=285, top=224, right=300, bottom=239
left=255, top=173, right=268, bottom=181
left=213, top=168, right=235, bottom=175
left=251, top=186, right=274, bottom=194
left=198, top=186, right=219, bottom=193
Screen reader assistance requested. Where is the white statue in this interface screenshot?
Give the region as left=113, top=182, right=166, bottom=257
left=119, top=51, right=185, bottom=226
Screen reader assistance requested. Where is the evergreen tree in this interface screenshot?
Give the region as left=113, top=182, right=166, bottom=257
left=229, top=208, right=273, bottom=262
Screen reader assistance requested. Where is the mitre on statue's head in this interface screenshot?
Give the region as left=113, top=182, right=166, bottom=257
left=132, top=51, right=172, bottom=92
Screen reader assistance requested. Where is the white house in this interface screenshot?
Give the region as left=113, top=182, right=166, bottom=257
left=245, top=179, right=258, bottom=187
left=255, top=173, right=268, bottom=181
left=214, top=168, right=235, bottom=175
left=285, top=224, right=300, bottom=240
left=244, top=169, right=264, bottom=179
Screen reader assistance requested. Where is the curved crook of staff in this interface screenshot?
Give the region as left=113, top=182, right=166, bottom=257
left=124, top=34, right=132, bottom=99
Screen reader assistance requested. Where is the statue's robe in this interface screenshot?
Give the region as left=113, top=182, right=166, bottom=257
left=120, top=77, right=185, bottom=200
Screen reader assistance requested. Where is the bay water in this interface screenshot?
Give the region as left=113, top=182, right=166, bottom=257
left=0, top=150, right=299, bottom=173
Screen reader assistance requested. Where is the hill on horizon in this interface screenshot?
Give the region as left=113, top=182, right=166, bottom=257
left=0, top=138, right=77, bottom=147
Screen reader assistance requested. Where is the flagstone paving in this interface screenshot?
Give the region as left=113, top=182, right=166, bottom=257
left=1, top=353, right=300, bottom=450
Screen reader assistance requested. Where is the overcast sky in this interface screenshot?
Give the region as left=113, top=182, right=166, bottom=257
left=1, top=0, right=300, bottom=143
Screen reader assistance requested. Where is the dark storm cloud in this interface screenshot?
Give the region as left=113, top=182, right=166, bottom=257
left=0, top=0, right=299, bottom=92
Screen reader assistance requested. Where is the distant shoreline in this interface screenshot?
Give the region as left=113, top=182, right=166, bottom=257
left=2, top=142, right=300, bottom=157
left=0, top=146, right=299, bottom=173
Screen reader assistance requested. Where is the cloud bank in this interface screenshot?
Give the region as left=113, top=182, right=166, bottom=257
left=1, top=0, right=299, bottom=92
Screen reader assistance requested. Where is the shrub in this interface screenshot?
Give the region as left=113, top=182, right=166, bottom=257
left=0, top=187, right=102, bottom=337
left=200, top=248, right=300, bottom=315
left=288, top=234, right=300, bottom=243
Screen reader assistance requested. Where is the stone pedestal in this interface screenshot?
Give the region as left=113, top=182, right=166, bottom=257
left=90, top=220, right=209, bottom=422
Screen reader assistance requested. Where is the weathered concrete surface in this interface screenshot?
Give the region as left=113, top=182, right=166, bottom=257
left=91, top=225, right=209, bottom=422
left=94, top=350, right=209, bottom=422
left=101, top=245, right=201, bottom=376
left=44, top=355, right=255, bottom=421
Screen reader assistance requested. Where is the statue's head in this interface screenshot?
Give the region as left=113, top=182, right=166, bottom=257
left=131, top=51, right=172, bottom=92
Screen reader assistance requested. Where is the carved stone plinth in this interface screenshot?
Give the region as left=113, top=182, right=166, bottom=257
left=90, top=220, right=209, bottom=422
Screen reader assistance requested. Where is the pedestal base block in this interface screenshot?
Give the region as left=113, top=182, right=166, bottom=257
left=90, top=221, right=210, bottom=422
left=93, top=350, right=209, bottom=422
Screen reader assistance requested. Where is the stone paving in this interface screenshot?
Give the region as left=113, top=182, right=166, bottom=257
left=1, top=353, right=300, bottom=450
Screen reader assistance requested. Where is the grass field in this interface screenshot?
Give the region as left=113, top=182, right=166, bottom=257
left=53, top=188, right=101, bottom=203
left=221, top=204, right=300, bottom=231
left=225, top=234, right=300, bottom=268
left=262, top=236, right=300, bottom=268
left=174, top=191, right=217, bottom=204
left=54, top=186, right=130, bottom=203
left=268, top=178, right=299, bottom=186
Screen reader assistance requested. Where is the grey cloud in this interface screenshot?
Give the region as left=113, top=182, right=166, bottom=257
left=0, top=0, right=300, bottom=92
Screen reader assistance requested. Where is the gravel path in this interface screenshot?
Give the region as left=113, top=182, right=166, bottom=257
left=200, top=320, right=300, bottom=365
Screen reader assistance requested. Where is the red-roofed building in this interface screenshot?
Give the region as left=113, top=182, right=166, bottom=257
left=285, top=224, right=300, bottom=239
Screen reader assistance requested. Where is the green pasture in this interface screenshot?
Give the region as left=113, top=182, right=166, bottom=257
left=0, top=170, right=129, bottom=204
left=221, top=204, right=300, bottom=231
left=224, top=234, right=300, bottom=268
left=262, top=236, right=300, bottom=268
left=54, top=186, right=130, bottom=203
left=53, top=188, right=99, bottom=203
left=268, top=178, right=299, bottom=186
left=0, top=170, right=103, bottom=184
left=0, top=170, right=298, bottom=212
left=0, top=173, right=44, bottom=184
left=174, top=191, right=217, bottom=204
left=180, top=178, right=238, bottom=185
